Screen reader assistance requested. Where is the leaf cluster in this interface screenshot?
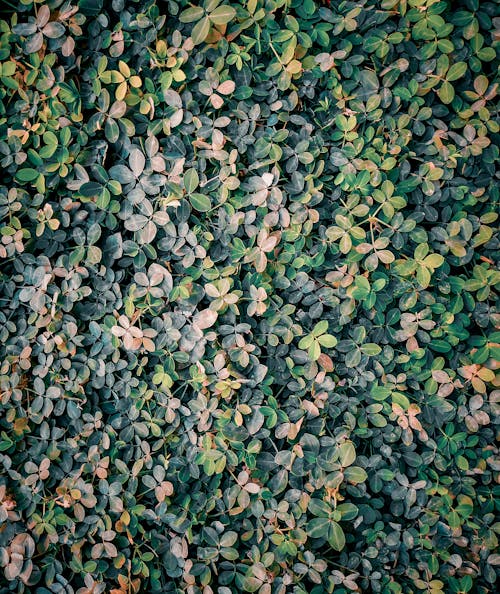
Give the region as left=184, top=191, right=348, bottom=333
left=0, top=0, right=499, bottom=593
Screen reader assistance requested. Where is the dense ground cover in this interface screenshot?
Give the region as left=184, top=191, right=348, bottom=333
left=0, top=0, right=499, bottom=592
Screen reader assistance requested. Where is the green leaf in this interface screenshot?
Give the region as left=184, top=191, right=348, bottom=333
left=339, top=233, right=352, bottom=254
left=298, top=335, right=314, bottom=350
left=438, top=81, right=455, bottom=104
left=204, top=0, right=222, bottom=11
left=15, top=168, right=39, bottom=182
left=179, top=6, right=205, bottom=22
left=423, top=253, right=444, bottom=269
left=371, top=385, right=391, bottom=401
left=184, top=168, right=199, bottom=194
left=337, top=503, right=358, bottom=520
left=191, top=16, right=211, bottom=45
left=209, top=5, right=236, bottom=25
left=360, top=343, right=382, bottom=356
left=414, top=243, right=428, bottom=260
left=87, top=223, right=101, bottom=245
left=430, top=339, right=452, bottom=353
left=189, top=192, right=211, bottom=212
left=327, top=521, right=345, bottom=551
left=318, top=334, right=337, bottom=348
left=345, top=349, right=361, bottom=368
left=313, top=320, right=328, bottom=336
left=335, top=114, right=348, bottom=131
left=0, top=433, right=14, bottom=451
left=105, top=118, right=120, bottom=143
left=96, top=188, right=111, bottom=210
left=87, top=245, right=102, bottom=264
left=307, top=517, right=329, bottom=539
left=344, top=466, right=368, bottom=484
left=308, top=498, right=331, bottom=517
left=309, top=340, right=321, bottom=361
left=395, top=259, right=418, bottom=276
left=446, top=61, right=467, bottom=82
left=338, top=442, right=356, bottom=467
left=80, top=182, right=103, bottom=197
left=369, top=413, right=387, bottom=427
left=416, top=265, right=431, bottom=288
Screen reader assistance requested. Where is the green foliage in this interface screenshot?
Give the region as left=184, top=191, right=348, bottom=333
left=0, top=0, right=499, bottom=593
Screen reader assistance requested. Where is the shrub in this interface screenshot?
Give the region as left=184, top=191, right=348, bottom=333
left=0, top=0, right=499, bottom=593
